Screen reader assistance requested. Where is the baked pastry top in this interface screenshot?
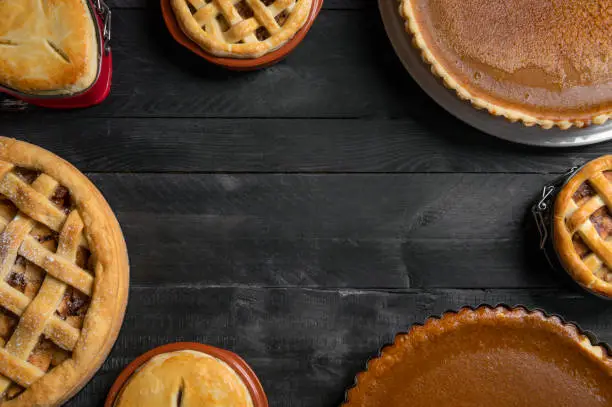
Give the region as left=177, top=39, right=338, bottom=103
left=344, top=306, right=612, bottom=407
left=554, top=155, right=612, bottom=297
left=170, top=0, right=312, bottom=58
left=399, top=0, right=612, bottom=129
left=0, top=137, right=128, bottom=406
left=0, top=0, right=99, bottom=95
left=115, top=350, right=254, bottom=407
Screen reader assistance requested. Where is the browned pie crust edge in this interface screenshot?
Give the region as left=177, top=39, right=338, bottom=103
left=0, top=137, right=129, bottom=406
left=398, top=1, right=612, bottom=130
left=342, top=305, right=612, bottom=406
left=554, top=155, right=612, bottom=297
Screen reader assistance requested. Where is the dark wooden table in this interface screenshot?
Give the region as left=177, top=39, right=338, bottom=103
left=2, top=1, right=612, bottom=405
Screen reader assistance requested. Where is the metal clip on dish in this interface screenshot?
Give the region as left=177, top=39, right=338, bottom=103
left=95, top=0, right=112, bottom=53
left=532, top=166, right=579, bottom=251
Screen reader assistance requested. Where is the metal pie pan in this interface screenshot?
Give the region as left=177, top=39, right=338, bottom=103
left=341, top=304, right=612, bottom=405
left=378, top=0, right=612, bottom=147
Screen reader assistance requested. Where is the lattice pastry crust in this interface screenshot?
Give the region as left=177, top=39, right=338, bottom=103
left=171, top=0, right=312, bottom=58
left=554, top=155, right=612, bottom=297
left=0, top=137, right=128, bottom=406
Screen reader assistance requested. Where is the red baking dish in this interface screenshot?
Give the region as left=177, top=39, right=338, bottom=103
left=0, top=0, right=112, bottom=108
left=104, top=342, right=268, bottom=407
left=161, top=0, right=323, bottom=70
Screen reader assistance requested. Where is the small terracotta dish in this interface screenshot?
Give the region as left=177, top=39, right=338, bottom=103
left=161, top=0, right=323, bottom=70
left=105, top=342, right=268, bottom=407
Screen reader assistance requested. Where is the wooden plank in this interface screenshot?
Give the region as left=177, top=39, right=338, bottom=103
left=64, top=287, right=612, bottom=406
left=2, top=9, right=425, bottom=119
left=3, top=118, right=598, bottom=174
left=82, top=173, right=563, bottom=288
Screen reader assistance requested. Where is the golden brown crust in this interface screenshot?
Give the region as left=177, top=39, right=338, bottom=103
left=0, top=0, right=99, bottom=95
left=171, top=0, right=312, bottom=58
left=399, top=0, right=612, bottom=129
left=115, top=350, right=254, bottom=407
left=344, top=306, right=612, bottom=406
left=0, top=137, right=129, bottom=406
left=554, top=155, right=612, bottom=297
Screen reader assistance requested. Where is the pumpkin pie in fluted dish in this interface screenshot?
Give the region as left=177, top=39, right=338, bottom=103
left=343, top=306, right=612, bottom=407
left=170, top=0, right=312, bottom=58
left=0, top=0, right=99, bottom=95
left=0, top=137, right=129, bottom=406
left=114, top=350, right=254, bottom=407
left=399, top=0, right=612, bottom=129
left=554, top=155, right=612, bottom=297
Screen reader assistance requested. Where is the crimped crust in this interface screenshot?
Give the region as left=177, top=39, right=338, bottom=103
left=554, top=155, right=612, bottom=297
left=344, top=305, right=612, bottom=406
left=171, top=0, right=312, bottom=58
left=0, top=0, right=99, bottom=95
left=398, top=1, right=612, bottom=130
left=0, top=137, right=129, bottom=406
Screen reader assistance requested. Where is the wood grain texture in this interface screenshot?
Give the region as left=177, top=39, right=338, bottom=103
left=2, top=118, right=603, bottom=173
left=64, top=287, right=612, bottom=407
left=73, top=173, right=576, bottom=289
left=2, top=7, right=429, bottom=119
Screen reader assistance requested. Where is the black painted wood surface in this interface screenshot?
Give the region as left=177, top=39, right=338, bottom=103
left=1, top=1, right=611, bottom=406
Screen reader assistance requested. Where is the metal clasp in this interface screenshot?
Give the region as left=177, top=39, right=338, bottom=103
left=94, top=0, right=112, bottom=53
left=531, top=166, right=579, bottom=249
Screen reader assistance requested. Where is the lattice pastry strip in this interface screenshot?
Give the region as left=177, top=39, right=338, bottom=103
left=0, top=137, right=128, bottom=406
left=173, top=0, right=312, bottom=58
left=563, top=173, right=612, bottom=284
left=0, top=165, right=91, bottom=396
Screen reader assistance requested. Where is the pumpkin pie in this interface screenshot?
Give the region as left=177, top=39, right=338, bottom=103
left=554, top=155, right=612, bottom=297
left=399, top=0, right=612, bottom=129
left=343, top=306, right=612, bottom=406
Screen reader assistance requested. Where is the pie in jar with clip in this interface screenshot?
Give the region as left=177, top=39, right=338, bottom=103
left=399, top=0, right=612, bottom=129
left=0, top=137, right=129, bottom=405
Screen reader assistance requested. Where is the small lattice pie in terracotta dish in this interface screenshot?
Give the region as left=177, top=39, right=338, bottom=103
left=399, top=1, right=612, bottom=129
left=114, top=350, right=254, bottom=406
left=343, top=306, right=612, bottom=407
left=170, top=0, right=312, bottom=58
left=554, top=156, right=612, bottom=298
left=0, top=137, right=129, bottom=405
left=0, top=0, right=99, bottom=95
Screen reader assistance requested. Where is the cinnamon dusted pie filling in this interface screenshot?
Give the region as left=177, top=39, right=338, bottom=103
left=343, top=307, right=612, bottom=407
left=399, top=0, right=612, bottom=129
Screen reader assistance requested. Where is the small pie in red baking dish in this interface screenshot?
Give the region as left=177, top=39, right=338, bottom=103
left=0, top=0, right=99, bottom=95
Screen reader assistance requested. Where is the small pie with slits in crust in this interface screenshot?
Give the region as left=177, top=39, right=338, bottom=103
left=554, top=155, right=612, bottom=297
left=0, top=137, right=129, bottom=405
left=343, top=306, right=612, bottom=407
left=170, top=0, right=312, bottom=58
left=115, top=350, right=254, bottom=407
left=399, top=1, right=612, bottom=129
left=0, top=0, right=99, bottom=95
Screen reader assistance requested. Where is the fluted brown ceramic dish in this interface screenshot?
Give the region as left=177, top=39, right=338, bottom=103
left=105, top=342, right=268, bottom=407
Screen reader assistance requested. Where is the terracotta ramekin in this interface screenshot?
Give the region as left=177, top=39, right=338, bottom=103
left=161, top=0, right=323, bottom=70
left=104, top=342, right=268, bottom=407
